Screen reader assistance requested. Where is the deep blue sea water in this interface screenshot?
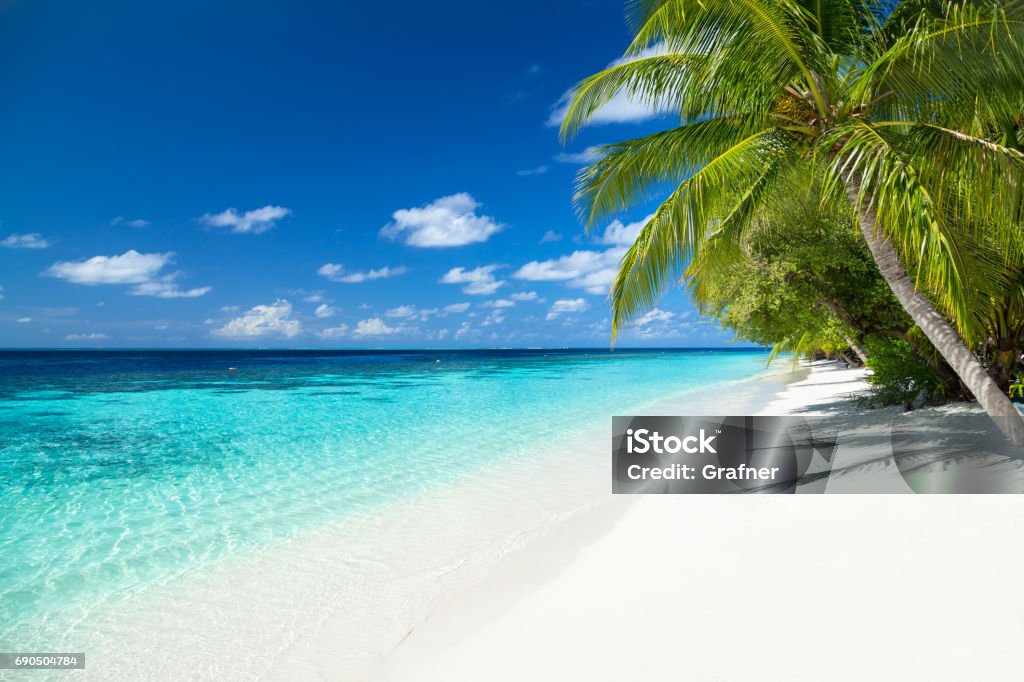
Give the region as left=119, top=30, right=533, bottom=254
left=0, top=348, right=770, bottom=650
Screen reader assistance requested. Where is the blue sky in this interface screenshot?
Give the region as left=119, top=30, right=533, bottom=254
left=0, top=0, right=740, bottom=348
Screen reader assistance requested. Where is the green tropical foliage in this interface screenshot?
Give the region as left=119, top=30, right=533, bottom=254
left=561, top=0, right=1024, bottom=336
left=1010, top=374, right=1024, bottom=399
left=686, top=197, right=907, bottom=350
left=860, top=335, right=951, bottom=408
left=687, top=194, right=968, bottom=401
left=560, top=0, right=1024, bottom=440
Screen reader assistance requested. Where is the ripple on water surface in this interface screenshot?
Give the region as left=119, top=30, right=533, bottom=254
left=0, top=348, right=770, bottom=653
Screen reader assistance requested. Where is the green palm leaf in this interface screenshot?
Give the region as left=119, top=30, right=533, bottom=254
left=573, top=116, right=768, bottom=227
left=609, top=127, right=798, bottom=336
left=624, top=0, right=831, bottom=114
left=854, top=3, right=1024, bottom=123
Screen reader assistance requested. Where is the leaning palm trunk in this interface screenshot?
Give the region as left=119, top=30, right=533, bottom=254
left=843, top=174, right=1024, bottom=448
left=843, top=336, right=868, bottom=365
left=837, top=349, right=859, bottom=367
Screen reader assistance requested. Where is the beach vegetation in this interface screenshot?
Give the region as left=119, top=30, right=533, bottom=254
left=561, top=0, right=1024, bottom=445
left=1010, top=374, right=1024, bottom=400
left=687, top=196, right=969, bottom=402
left=859, top=335, right=951, bottom=409
left=686, top=197, right=908, bottom=364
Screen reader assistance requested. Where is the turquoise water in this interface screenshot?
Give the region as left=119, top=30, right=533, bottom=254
left=0, top=348, right=769, bottom=649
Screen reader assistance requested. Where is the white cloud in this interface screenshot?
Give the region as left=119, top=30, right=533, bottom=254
left=514, top=248, right=623, bottom=295
left=16, top=317, right=31, bottom=323
left=606, top=307, right=696, bottom=335
left=516, top=165, right=548, bottom=177
left=454, top=322, right=473, bottom=340
left=385, top=305, right=418, bottom=318
left=622, top=308, right=694, bottom=338
left=595, top=215, right=650, bottom=246
left=351, top=317, right=400, bottom=338
left=314, top=304, right=338, bottom=318
left=65, top=333, right=109, bottom=341
left=318, top=263, right=407, bottom=283
left=546, top=298, right=589, bottom=320
left=46, top=250, right=169, bottom=285
left=546, top=45, right=672, bottom=127
left=129, top=280, right=212, bottom=298
left=510, top=291, right=539, bottom=301
left=383, top=303, right=468, bottom=321
left=2, top=233, right=50, bottom=249
left=44, top=250, right=211, bottom=298
left=510, top=216, right=647, bottom=296
left=481, top=311, right=506, bottom=326
left=540, top=230, right=563, bottom=243
left=483, top=299, right=515, bottom=308
left=553, top=146, right=604, bottom=164
left=440, top=265, right=504, bottom=295
left=381, top=193, right=504, bottom=247
left=303, top=291, right=326, bottom=303
left=212, top=300, right=301, bottom=339
left=111, top=217, right=150, bottom=228
left=634, top=308, right=675, bottom=326
left=199, top=205, right=291, bottom=234
left=318, top=324, right=349, bottom=339
left=570, top=268, right=619, bottom=294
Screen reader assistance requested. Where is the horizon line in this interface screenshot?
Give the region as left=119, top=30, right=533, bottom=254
left=0, top=345, right=769, bottom=352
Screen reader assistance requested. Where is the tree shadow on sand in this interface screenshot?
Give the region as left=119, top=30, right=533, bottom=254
left=786, top=405, right=1024, bottom=493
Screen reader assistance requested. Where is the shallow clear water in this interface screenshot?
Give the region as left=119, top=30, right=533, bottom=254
left=0, top=348, right=769, bottom=649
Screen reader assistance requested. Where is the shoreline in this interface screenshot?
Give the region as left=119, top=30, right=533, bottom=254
left=373, top=362, right=1024, bottom=682
left=265, top=359, right=806, bottom=680
left=44, top=355, right=800, bottom=681
left=39, top=359, right=1023, bottom=681
left=368, top=361, right=844, bottom=682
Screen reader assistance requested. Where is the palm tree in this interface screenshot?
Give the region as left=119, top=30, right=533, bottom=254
left=560, top=0, right=1024, bottom=445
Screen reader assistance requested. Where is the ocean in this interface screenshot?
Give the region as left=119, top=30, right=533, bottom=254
left=0, top=348, right=770, bottom=667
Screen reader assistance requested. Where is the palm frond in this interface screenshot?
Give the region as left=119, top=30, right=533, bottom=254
left=558, top=47, right=786, bottom=142
left=874, top=120, right=1024, bottom=246
left=573, top=116, right=768, bottom=227
left=767, top=331, right=814, bottom=367
left=793, top=0, right=873, bottom=54
left=623, top=0, right=830, bottom=115
left=559, top=54, right=701, bottom=142
left=609, top=128, right=798, bottom=337
left=854, top=3, right=1024, bottom=124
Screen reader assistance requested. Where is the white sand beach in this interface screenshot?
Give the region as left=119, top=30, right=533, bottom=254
left=56, top=362, right=1024, bottom=681
left=372, top=362, right=1024, bottom=682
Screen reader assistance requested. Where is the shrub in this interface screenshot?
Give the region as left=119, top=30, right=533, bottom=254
left=861, top=336, right=948, bottom=409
